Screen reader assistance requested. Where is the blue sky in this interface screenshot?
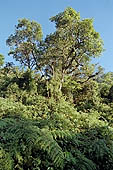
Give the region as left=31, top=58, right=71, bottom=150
left=0, top=0, right=113, bottom=72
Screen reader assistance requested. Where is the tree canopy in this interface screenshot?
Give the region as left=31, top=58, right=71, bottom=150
left=6, top=18, right=43, bottom=70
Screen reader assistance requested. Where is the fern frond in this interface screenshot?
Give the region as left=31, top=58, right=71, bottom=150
left=51, top=130, right=73, bottom=140
left=64, top=150, right=96, bottom=170
left=89, top=139, right=111, bottom=160
left=25, top=127, right=64, bottom=169
left=35, top=128, right=64, bottom=169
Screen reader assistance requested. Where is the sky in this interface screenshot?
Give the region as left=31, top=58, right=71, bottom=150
left=0, top=0, right=113, bottom=72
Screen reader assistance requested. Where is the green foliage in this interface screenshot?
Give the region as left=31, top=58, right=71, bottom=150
left=6, top=18, right=43, bottom=70
left=0, top=147, right=13, bottom=170
left=46, top=7, right=103, bottom=75
left=0, top=54, right=4, bottom=66
left=0, top=7, right=113, bottom=170
left=0, top=118, right=64, bottom=169
left=0, top=114, right=113, bottom=170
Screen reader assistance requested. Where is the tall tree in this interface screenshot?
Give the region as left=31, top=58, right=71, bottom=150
left=6, top=19, right=43, bottom=70
left=44, top=7, right=104, bottom=90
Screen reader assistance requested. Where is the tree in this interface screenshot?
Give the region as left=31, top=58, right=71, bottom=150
left=6, top=18, right=43, bottom=70
left=43, top=7, right=104, bottom=91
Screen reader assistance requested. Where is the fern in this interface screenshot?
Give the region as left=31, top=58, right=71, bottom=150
left=51, top=130, right=73, bottom=140
left=64, top=151, right=96, bottom=170
left=27, top=128, right=64, bottom=169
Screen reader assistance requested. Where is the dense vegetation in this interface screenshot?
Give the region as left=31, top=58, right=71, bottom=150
left=0, top=7, right=113, bottom=170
